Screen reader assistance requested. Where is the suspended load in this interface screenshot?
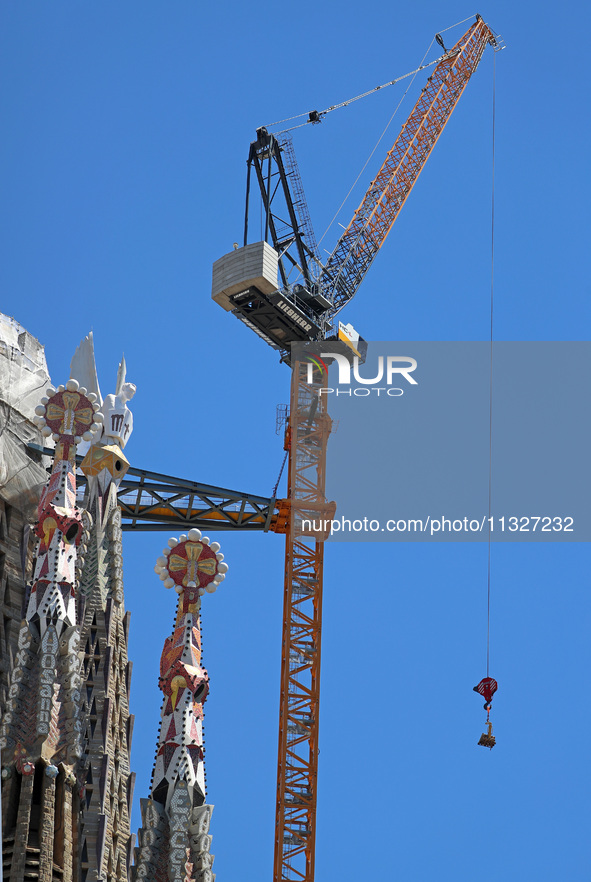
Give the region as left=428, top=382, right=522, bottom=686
left=474, top=676, right=497, bottom=749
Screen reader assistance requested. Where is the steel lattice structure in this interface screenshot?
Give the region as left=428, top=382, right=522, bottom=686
left=273, top=361, right=334, bottom=882
left=321, top=16, right=498, bottom=311
left=32, top=446, right=277, bottom=532
left=267, top=17, right=500, bottom=882
left=225, top=17, right=500, bottom=363
left=113, top=470, right=275, bottom=532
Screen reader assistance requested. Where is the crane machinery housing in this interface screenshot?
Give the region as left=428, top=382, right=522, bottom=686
left=212, top=15, right=502, bottom=882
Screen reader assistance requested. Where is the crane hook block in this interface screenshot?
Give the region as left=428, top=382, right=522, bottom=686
left=473, top=676, right=497, bottom=710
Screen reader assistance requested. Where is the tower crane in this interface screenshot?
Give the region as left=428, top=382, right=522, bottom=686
left=212, top=15, right=501, bottom=882
left=2, top=17, right=502, bottom=882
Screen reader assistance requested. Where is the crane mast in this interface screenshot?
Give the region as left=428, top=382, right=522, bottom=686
left=211, top=15, right=501, bottom=882
left=273, top=362, right=334, bottom=882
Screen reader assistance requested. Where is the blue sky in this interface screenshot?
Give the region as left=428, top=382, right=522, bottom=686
left=1, top=2, right=590, bottom=879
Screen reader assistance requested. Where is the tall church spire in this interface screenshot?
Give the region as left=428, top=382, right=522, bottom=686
left=132, top=529, right=228, bottom=882
left=1, top=329, right=139, bottom=882
left=0, top=379, right=102, bottom=881
left=75, top=336, right=137, bottom=882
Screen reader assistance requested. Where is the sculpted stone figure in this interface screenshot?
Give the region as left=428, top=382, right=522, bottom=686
left=69, top=332, right=136, bottom=451
left=100, top=360, right=136, bottom=449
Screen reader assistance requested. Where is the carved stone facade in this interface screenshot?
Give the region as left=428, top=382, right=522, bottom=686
left=1, top=319, right=224, bottom=882
left=0, top=318, right=134, bottom=882
left=76, top=445, right=134, bottom=882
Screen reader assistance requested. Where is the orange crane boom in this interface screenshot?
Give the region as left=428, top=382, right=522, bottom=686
left=323, top=15, right=499, bottom=312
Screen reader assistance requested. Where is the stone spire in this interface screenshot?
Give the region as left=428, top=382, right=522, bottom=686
left=76, top=443, right=135, bottom=882
left=0, top=379, right=103, bottom=881
left=132, top=529, right=228, bottom=882
left=1, top=327, right=138, bottom=882
left=74, top=335, right=137, bottom=882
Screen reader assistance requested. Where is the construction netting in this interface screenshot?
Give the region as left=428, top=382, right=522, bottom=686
left=0, top=314, right=53, bottom=518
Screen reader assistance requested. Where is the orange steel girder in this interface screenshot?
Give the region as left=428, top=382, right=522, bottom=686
left=325, top=17, right=498, bottom=308
left=273, top=361, right=333, bottom=882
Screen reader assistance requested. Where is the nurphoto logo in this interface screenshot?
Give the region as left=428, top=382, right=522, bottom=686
left=305, top=353, right=418, bottom=397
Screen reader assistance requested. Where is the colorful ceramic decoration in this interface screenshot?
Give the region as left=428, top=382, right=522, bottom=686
left=1, top=333, right=138, bottom=882
left=132, top=529, right=226, bottom=882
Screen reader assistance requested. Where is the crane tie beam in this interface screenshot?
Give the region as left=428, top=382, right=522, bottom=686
left=262, top=15, right=502, bottom=133
left=263, top=53, right=452, bottom=132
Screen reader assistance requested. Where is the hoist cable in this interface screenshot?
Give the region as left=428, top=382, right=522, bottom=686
left=272, top=449, right=289, bottom=498
left=263, top=52, right=445, bottom=132
left=486, top=51, right=497, bottom=678
left=263, top=16, right=480, bottom=133
left=438, top=14, right=476, bottom=33
left=317, top=36, right=436, bottom=248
